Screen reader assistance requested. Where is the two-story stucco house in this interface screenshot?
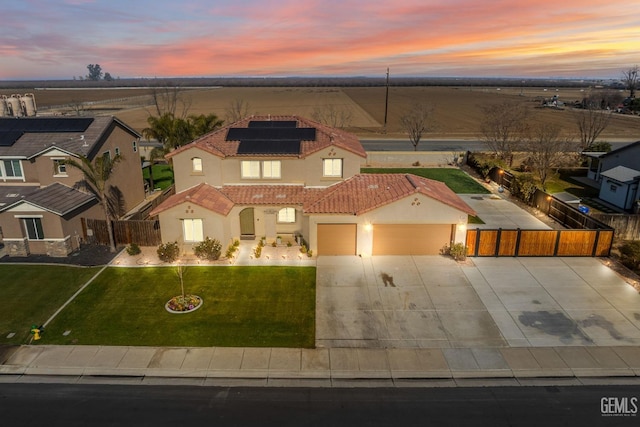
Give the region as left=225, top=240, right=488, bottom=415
left=150, top=115, right=475, bottom=256
left=0, top=116, right=146, bottom=256
left=584, top=141, right=640, bottom=211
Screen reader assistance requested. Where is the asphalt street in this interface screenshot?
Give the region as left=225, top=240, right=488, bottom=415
left=1, top=383, right=638, bottom=426
left=360, top=139, right=632, bottom=152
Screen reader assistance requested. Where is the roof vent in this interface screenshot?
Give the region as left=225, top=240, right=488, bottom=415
left=368, top=184, right=379, bottom=189
left=6, top=193, right=19, bottom=198
left=252, top=194, right=264, bottom=199
left=276, top=194, right=286, bottom=199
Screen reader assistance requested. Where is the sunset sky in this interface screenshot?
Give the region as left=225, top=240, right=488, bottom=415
left=2, top=0, right=639, bottom=80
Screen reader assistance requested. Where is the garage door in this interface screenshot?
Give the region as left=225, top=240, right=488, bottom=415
left=373, top=224, right=453, bottom=255
left=317, top=224, right=357, bottom=255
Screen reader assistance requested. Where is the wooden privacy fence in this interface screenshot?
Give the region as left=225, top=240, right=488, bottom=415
left=466, top=228, right=614, bottom=257
left=82, top=218, right=162, bottom=247
left=591, top=213, right=640, bottom=240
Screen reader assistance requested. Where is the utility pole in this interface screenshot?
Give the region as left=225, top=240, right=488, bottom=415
left=383, top=67, right=389, bottom=133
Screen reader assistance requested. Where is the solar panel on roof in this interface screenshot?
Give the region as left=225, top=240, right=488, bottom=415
left=226, top=127, right=315, bottom=141
left=0, top=117, right=94, bottom=133
left=248, top=120, right=297, bottom=128
left=0, top=130, right=25, bottom=147
left=237, top=140, right=301, bottom=155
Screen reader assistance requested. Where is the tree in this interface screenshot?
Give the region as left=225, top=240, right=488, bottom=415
left=225, top=98, right=252, bottom=123
left=573, top=106, right=612, bottom=151
left=400, top=103, right=436, bottom=151
left=149, top=81, right=191, bottom=117
left=622, top=65, right=639, bottom=99
left=86, top=64, right=103, bottom=81
left=103, top=72, right=113, bottom=82
left=311, top=105, right=353, bottom=128
left=142, top=113, right=224, bottom=187
left=479, top=101, right=529, bottom=167
left=525, top=123, right=578, bottom=191
left=62, top=154, right=123, bottom=252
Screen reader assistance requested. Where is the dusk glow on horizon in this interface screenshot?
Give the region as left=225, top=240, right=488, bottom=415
left=2, top=0, right=639, bottom=80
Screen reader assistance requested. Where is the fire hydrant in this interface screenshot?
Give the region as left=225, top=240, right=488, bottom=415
left=30, top=325, right=42, bottom=341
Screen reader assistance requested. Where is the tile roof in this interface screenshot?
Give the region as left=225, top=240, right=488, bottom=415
left=0, top=183, right=96, bottom=215
left=304, top=174, right=476, bottom=216
left=166, top=115, right=366, bottom=160
left=149, top=183, right=235, bottom=216
left=150, top=174, right=476, bottom=218
left=0, top=116, right=140, bottom=159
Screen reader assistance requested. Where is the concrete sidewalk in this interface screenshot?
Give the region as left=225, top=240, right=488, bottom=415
left=1, top=344, right=639, bottom=387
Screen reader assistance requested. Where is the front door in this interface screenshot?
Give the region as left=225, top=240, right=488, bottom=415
left=239, top=208, right=255, bottom=237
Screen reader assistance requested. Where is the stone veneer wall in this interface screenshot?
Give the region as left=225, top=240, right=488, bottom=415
left=6, top=238, right=29, bottom=257
left=44, top=238, right=73, bottom=257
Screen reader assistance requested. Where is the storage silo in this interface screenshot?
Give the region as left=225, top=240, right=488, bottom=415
left=0, top=96, right=9, bottom=117
left=7, top=95, right=23, bottom=117
left=20, top=93, right=37, bottom=116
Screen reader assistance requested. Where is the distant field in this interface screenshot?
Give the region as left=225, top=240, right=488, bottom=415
left=3, top=85, right=639, bottom=140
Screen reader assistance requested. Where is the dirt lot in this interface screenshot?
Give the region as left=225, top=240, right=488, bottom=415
left=3, top=86, right=639, bottom=139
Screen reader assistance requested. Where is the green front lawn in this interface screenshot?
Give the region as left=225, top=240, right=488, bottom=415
left=0, top=265, right=102, bottom=345
left=361, top=168, right=490, bottom=194
left=44, top=266, right=316, bottom=348
left=143, top=164, right=174, bottom=190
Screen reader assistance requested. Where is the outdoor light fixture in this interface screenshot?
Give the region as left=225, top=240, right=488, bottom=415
left=364, top=223, right=373, bottom=232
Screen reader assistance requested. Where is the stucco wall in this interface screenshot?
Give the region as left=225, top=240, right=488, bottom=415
left=170, top=144, right=364, bottom=190
left=307, top=193, right=470, bottom=255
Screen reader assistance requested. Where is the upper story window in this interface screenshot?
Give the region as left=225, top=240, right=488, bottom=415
left=323, top=158, right=343, bottom=178
left=132, top=140, right=138, bottom=152
left=53, top=159, right=67, bottom=176
left=241, top=161, right=261, bottom=179
left=262, top=161, right=281, bottom=179
left=1, top=159, right=23, bottom=179
left=103, top=150, right=111, bottom=162
left=241, top=160, right=281, bottom=179
left=115, top=147, right=121, bottom=157
left=277, top=207, right=296, bottom=223
left=192, top=157, right=203, bottom=173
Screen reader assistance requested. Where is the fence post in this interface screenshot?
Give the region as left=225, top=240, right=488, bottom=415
left=514, top=228, right=522, bottom=257
left=553, top=230, right=562, bottom=256
left=474, top=228, right=481, bottom=257
left=495, top=228, right=502, bottom=257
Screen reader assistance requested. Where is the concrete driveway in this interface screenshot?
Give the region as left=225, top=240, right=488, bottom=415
left=458, top=194, right=551, bottom=229
left=316, top=255, right=506, bottom=349
left=316, top=255, right=640, bottom=349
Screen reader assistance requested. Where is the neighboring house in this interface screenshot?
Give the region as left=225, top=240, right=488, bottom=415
left=151, top=115, right=474, bottom=256
left=0, top=116, right=145, bottom=256
left=584, top=141, right=640, bottom=211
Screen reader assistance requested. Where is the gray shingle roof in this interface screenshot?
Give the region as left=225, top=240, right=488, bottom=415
left=0, top=183, right=97, bottom=215
left=601, top=166, right=640, bottom=183
left=0, top=116, right=140, bottom=159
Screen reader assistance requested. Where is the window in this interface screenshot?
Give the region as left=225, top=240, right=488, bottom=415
left=262, top=160, right=281, bottom=179
left=2, top=160, right=23, bottom=178
left=241, top=161, right=260, bottom=179
left=103, top=151, right=111, bottom=162
left=192, top=157, right=203, bottom=172
left=323, top=158, right=343, bottom=177
left=23, top=218, right=44, bottom=240
left=132, top=140, right=138, bottom=152
left=53, top=159, right=67, bottom=176
left=277, top=207, right=296, bottom=223
left=610, top=185, right=617, bottom=192
left=115, top=147, right=120, bottom=156
left=182, top=219, right=204, bottom=242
